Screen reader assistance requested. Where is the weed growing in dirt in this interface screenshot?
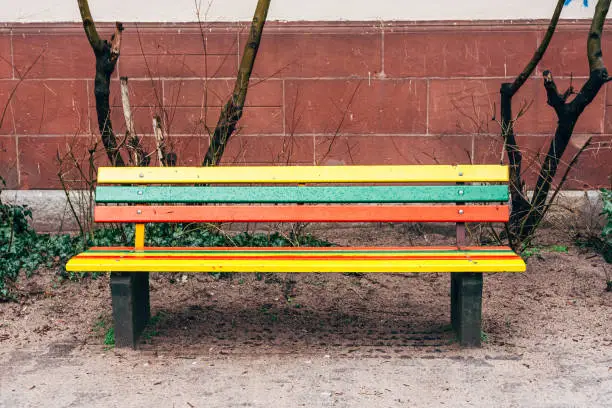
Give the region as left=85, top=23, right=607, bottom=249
left=142, top=312, right=166, bottom=343
left=601, top=189, right=612, bottom=291
left=575, top=189, right=612, bottom=291
left=92, top=318, right=106, bottom=333
left=522, top=245, right=569, bottom=261
left=601, top=189, right=612, bottom=260
left=522, top=247, right=542, bottom=260
left=549, top=245, right=569, bottom=253
left=104, top=327, right=115, bottom=348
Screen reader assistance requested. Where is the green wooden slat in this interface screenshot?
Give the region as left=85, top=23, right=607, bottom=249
left=96, top=185, right=508, bottom=204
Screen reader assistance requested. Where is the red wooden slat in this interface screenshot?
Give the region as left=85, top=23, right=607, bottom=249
left=94, top=204, right=509, bottom=223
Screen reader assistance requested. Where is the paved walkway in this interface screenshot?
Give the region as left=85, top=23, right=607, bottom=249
left=1, top=343, right=610, bottom=407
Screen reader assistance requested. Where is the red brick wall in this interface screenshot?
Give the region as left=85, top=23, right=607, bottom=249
left=0, top=21, right=610, bottom=190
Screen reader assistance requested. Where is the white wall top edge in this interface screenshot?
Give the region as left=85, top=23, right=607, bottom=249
left=0, top=0, right=600, bottom=23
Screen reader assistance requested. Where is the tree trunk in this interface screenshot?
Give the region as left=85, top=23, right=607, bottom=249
left=517, top=0, right=611, bottom=243
left=77, top=0, right=125, bottom=167
left=499, top=0, right=565, bottom=249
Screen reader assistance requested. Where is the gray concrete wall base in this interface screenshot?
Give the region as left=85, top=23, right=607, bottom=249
left=1, top=190, right=93, bottom=233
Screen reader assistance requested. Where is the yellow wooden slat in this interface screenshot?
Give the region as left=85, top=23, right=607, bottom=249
left=66, top=258, right=525, bottom=273
left=97, top=165, right=509, bottom=184
left=72, top=250, right=518, bottom=258
left=134, top=224, right=145, bottom=250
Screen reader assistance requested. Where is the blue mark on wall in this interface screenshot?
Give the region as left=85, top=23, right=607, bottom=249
left=564, top=0, right=589, bottom=6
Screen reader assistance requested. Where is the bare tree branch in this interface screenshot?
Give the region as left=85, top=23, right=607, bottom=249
left=0, top=51, right=44, bottom=131
left=77, top=0, right=102, bottom=53
left=153, top=115, right=168, bottom=167
left=508, top=0, right=565, bottom=95
left=202, top=0, right=271, bottom=166
left=587, top=0, right=610, bottom=71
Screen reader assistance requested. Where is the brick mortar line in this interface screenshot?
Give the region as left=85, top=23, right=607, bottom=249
left=120, top=53, right=235, bottom=56
left=281, top=79, right=286, bottom=136
left=85, top=80, right=91, bottom=134
left=380, top=23, right=385, bottom=76
left=236, top=29, right=240, bottom=71
left=2, top=20, right=598, bottom=32
left=426, top=80, right=430, bottom=135
left=9, top=133, right=611, bottom=138
left=604, top=83, right=608, bottom=134
left=13, top=116, right=19, bottom=187
left=161, top=78, right=166, bottom=114
left=1, top=76, right=594, bottom=81
left=112, top=105, right=282, bottom=108
left=534, top=29, right=541, bottom=77
left=9, top=27, right=15, bottom=79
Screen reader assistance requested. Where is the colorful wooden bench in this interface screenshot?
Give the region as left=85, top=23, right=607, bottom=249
left=66, top=165, right=526, bottom=348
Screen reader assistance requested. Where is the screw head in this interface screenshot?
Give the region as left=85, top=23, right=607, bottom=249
left=458, top=190, right=464, bottom=195
left=458, top=172, right=464, bottom=176
left=137, top=209, right=142, bottom=215
left=137, top=190, right=143, bottom=195
left=458, top=209, right=464, bottom=215
left=139, top=172, right=144, bottom=178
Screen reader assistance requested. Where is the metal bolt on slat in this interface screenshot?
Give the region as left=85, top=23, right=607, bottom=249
left=458, top=190, right=464, bottom=195
left=458, top=209, right=464, bottom=215
left=138, top=191, right=143, bottom=195
left=137, top=210, right=142, bottom=215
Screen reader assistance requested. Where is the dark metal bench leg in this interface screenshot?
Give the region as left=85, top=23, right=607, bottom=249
left=450, top=272, right=483, bottom=347
left=110, top=272, right=150, bottom=348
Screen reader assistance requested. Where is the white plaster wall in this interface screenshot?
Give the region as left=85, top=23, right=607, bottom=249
left=0, top=0, right=599, bottom=23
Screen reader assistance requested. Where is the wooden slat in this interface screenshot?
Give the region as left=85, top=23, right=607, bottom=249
left=73, top=254, right=521, bottom=261
left=76, top=247, right=519, bottom=259
left=134, top=224, right=145, bottom=249
left=97, top=165, right=509, bottom=184
left=67, top=246, right=525, bottom=273
left=66, top=256, right=525, bottom=273
left=95, top=185, right=509, bottom=204
left=85, top=246, right=518, bottom=253
left=94, top=204, right=509, bottom=223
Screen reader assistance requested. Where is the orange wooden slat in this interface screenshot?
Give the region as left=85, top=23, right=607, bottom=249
left=86, top=246, right=514, bottom=252
left=94, top=204, right=509, bottom=223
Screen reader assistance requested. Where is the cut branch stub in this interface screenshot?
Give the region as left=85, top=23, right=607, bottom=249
left=542, top=70, right=567, bottom=113
left=121, top=77, right=149, bottom=166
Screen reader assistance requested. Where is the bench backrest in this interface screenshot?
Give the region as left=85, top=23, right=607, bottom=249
left=95, top=165, right=509, bottom=248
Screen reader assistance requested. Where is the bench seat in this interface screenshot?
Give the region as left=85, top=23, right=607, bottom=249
left=67, top=246, right=525, bottom=273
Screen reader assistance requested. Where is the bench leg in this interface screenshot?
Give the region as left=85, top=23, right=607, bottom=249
left=110, top=272, right=150, bottom=348
left=450, top=272, right=483, bottom=347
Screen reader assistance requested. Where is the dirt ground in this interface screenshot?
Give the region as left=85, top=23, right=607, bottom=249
left=0, top=224, right=611, bottom=407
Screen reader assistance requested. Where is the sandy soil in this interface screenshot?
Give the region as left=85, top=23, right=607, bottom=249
left=0, top=224, right=611, bottom=407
